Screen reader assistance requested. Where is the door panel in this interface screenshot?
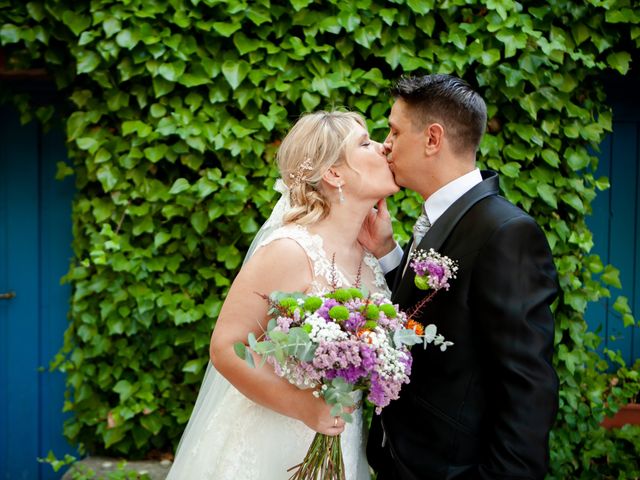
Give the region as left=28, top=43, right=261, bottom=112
left=587, top=103, right=640, bottom=365
left=0, top=107, right=75, bottom=479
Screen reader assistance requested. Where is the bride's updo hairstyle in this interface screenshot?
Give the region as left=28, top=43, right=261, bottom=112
left=278, top=111, right=365, bottom=225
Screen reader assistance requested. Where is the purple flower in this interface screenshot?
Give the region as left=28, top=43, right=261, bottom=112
left=410, top=248, right=458, bottom=292
left=312, top=340, right=361, bottom=374
left=276, top=315, right=293, bottom=332
left=344, top=312, right=365, bottom=332
left=427, top=262, right=445, bottom=280
left=317, top=299, right=339, bottom=322
left=360, top=345, right=377, bottom=372
left=327, top=365, right=367, bottom=383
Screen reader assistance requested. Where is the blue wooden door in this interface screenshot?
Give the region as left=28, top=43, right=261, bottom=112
left=586, top=101, right=640, bottom=365
left=0, top=107, right=75, bottom=479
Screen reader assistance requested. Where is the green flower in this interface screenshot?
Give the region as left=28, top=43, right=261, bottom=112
left=329, top=305, right=350, bottom=321
left=348, top=288, right=364, bottom=299
left=279, top=297, right=298, bottom=308
left=380, top=304, right=397, bottom=318
left=364, top=320, right=378, bottom=330
left=302, top=323, right=312, bottom=333
left=331, top=288, right=353, bottom=302
left=303, top=296, right=323, bottom=311
left=365, top=304, right=380, bottom=320
left=414, top=275, right=431, bottom=291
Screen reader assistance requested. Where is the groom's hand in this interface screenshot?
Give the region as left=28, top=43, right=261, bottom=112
left=359, top=198, right=396, bottom=258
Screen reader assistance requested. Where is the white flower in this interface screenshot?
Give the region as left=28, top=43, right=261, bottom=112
left=371, top=327, right=409, bottom=381
left=305, top=313, right=348, bottom=343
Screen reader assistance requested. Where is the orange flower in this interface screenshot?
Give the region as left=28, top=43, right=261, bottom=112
left=406, top=319, right=424, bottom=336
left=357, top=329, right=374, bottom=343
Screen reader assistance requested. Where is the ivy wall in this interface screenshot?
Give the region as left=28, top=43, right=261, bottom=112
left=1, top=0, right=639, bottom=477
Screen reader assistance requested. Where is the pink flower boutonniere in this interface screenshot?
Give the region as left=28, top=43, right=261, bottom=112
left=405, top=248, right=459, bottom=351
left=410, top=248, right=458, bottom=292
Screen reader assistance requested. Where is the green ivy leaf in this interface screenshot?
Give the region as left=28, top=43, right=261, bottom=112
left=76, top=137, right=98, bottom=151
left=103, top=17, right=121, bottom=38
left=602, top=265, right=622, bottom=289
left=139, top=414, right=163, bottom=435
left=246, top=7, right=271, bottom=26
left=96, top=165, right=119, bottom=192
left=76, top=50, right=101, bottom=74
left=560, top=192, right=584, bottom=213
left=291, top=0, right=313, bottom=11
left=541, top=149, right=560, bottom=167
left=212, top=22, right=241, bottom=37
left=158, top=61, right=186, bottom=82
left=221, top=60, right=250, bottom=90
left=182, top=358, right=206, bottom=374
left=233, top=32, right=261, bottom=55
left=169, top=178, right=190, bottom=194
left=152, top=77, right=175, bottom=97
left=500, top=162, right=520, bottom=178
left=190, top=211, right=209, bottom=235
left=480, top=49, right=501, bottom=66
left=239, top=215, right=258, bottom=233
left=407, top=0, right=434, bottom=15
left=0, top=24, right=21, bottom=44
left=566, top=148, right=590, bottom=171
left=113, top=380, right=136, bottom=402
left=536, top=184, right=558, bottom=209
left=62, top=11, right=91, bottom=36
left=55, top=161, right=74, bottom=180
left=606, top=51, right=631, bottom=75
left=115, top=29, right=139, bottom=49
left=26, top=2, right=45, bottom=22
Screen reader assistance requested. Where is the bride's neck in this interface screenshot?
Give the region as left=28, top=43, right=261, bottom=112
left=308, top=199, right=371, bottom=253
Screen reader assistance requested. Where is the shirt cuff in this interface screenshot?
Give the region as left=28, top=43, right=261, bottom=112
left=378, top=243, right=403, bottom=275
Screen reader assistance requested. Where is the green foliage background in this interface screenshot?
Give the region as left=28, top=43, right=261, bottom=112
left=1, top=0, right=640, bottom=477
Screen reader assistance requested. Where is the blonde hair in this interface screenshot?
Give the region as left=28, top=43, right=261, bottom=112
left=278, top=111, right=365, bottom=225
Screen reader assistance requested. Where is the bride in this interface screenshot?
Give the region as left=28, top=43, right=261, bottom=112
left=167, top=111, right=399, bottom=479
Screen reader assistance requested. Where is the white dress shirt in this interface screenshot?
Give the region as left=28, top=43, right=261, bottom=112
left=379, top=168, right=483, bottom=274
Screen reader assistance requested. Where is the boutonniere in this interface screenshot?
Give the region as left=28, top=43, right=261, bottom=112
left=404, top=248, right=458, bottom=351
left=410, top=248, right=458, bottom=292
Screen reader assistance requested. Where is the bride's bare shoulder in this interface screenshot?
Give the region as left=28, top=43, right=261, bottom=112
left=240, top=236, right=313, bottom=288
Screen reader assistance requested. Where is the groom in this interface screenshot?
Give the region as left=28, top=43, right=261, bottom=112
left=363, top=75, right=559, bottom=479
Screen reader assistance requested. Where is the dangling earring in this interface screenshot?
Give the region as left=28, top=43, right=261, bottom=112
left=338, top=183, right=345, bottom=204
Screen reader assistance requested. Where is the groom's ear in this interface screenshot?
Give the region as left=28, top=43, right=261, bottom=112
left=424, top=123, right=444, bottom=156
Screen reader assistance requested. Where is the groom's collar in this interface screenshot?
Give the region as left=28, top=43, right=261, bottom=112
left=419, top=170, right=499, bottom=253
left=423, top=168, right=483, bottom=226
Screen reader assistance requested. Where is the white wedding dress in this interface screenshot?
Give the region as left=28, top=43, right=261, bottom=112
left=167, top=224, right=391, bottom=480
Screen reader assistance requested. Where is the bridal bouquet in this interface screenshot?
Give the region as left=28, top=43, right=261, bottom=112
left=234, top=252, right=457, bottom=479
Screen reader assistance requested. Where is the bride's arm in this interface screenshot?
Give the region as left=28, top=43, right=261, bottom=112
left=210, top=238, right=344, bottom=435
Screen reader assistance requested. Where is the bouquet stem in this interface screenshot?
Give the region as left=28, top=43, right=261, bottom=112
left=287, top=433, right=346, bottom=480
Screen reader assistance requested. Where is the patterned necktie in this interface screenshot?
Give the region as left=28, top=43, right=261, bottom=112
left=413, top=206, right=431, bottom=245
left=402, top=207, right=432, bottom=277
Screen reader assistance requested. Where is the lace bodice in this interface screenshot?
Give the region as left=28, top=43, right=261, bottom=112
left=258, top=224, right=391, bottom=297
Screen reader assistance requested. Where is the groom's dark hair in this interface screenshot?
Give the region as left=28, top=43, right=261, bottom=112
left=391, top=74, right=487, bottom=154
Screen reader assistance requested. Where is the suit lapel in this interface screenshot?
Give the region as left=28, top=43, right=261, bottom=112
left=394, top=170, right=499, bottom=307
left=390, top=241, right=413, bottom=303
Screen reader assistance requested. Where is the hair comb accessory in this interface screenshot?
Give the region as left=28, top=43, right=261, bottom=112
left=289, top=157, right=314, bottom=186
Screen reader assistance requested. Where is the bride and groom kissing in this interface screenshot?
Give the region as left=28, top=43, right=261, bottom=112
left=167, top=74, right=559, bottom=480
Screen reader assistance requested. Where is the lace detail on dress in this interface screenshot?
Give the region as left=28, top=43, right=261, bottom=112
left=363, top=252, right=391, bottom=297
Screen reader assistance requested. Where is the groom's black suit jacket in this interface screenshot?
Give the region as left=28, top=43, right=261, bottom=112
left=368, top=171, right=559, bottom=480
